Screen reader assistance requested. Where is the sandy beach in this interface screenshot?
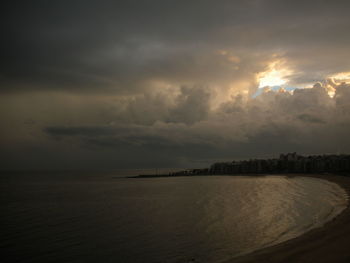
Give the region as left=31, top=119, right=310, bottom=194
left=228, top=174, right=350, bottom=263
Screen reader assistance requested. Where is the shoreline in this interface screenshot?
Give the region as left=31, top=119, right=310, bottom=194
left=227, top=174, right=350, bottom=263
left=131, top=173, right=350, bottom=262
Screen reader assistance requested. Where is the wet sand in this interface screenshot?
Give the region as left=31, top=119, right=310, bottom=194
left=228, top=174, right=350, bottom=263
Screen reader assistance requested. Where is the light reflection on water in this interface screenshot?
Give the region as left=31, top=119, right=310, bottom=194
left=1, top=174, right=348, bottom=263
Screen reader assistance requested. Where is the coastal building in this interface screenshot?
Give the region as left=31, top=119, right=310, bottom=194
left=169, top=153, right=350, bottom=176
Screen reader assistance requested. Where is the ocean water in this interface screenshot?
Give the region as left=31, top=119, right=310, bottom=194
left=1, top=173, right=348, bottom=263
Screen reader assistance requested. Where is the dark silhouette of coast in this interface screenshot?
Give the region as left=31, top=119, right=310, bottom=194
left=135, top=152, right=350, bottom=178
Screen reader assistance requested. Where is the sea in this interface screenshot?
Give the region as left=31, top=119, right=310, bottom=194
left=1, top=171, right=348, bottom=263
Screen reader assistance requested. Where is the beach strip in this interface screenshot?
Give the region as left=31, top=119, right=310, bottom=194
left=228, top=174, right=350, bottom=263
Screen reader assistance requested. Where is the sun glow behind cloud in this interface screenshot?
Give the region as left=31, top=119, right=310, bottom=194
left=325, top=72, right=350, bottom=98
left=258, top=62, right=292, bottom=88
left=258, top=69, right=287, bottom=88
left=330, top=72, right=350, bottom=83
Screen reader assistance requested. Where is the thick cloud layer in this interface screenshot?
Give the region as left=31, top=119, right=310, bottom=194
left=45, top=82, right=350, bottom=149
left=1, top=81, right=349, bottom=169
left=1, top=1, right=350, bottom=169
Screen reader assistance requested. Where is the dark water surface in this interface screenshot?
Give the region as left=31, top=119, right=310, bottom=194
left=1, top=173, right=348, bottom=263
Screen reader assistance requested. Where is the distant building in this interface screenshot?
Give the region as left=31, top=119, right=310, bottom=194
left=170, top=153, right=350, bottom=176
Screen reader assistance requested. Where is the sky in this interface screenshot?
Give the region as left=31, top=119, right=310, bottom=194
left=1, top=0, right=350, bottom=170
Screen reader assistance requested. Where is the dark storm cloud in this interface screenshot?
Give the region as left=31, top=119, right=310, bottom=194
left=2, top=0, right=350, bottom=93
left=2, top=1, right=350, bottom=169
left=45, top=126, right=118, bottom=137
left=1, top=82, right=350, bottom=169
left=297, top=114, right=325, bottom=124
left=40, top=83, right=350, bottom=167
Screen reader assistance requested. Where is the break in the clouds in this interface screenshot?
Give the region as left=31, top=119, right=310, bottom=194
left=1, top=0, right=350, bottom=169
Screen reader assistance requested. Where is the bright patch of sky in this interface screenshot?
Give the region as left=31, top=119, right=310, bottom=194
left=258, top=69, right=288, bottom=88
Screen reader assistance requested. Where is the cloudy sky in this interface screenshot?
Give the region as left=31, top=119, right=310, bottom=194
left=1, top=0, right=350, bottom=170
